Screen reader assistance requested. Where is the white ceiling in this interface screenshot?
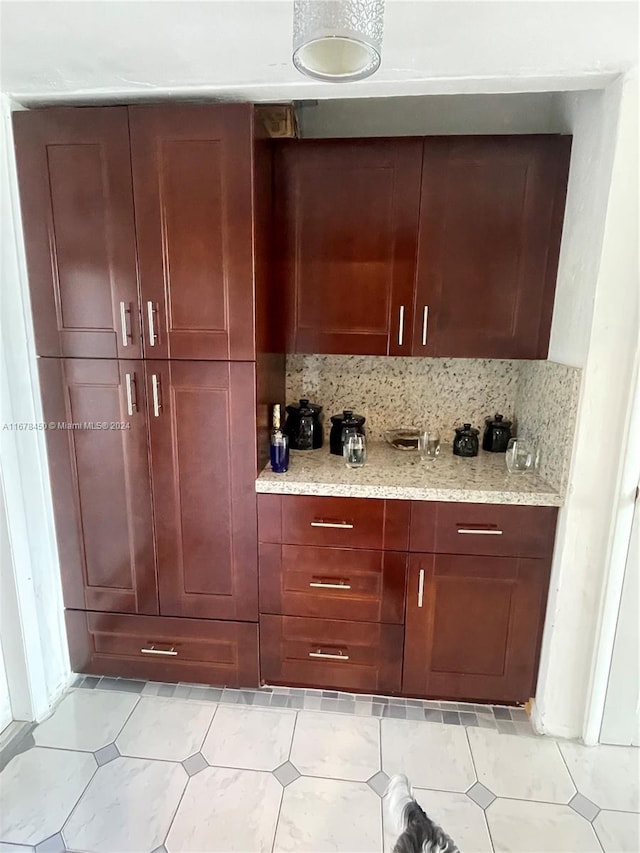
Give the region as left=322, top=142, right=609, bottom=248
left=0, top=0, right=637, bottom=105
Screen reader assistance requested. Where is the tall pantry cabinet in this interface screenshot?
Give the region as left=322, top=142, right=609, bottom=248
left=14, top=104, right=282, bottom=685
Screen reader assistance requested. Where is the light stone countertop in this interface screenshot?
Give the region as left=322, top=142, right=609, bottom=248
left=256, top=443, right=563, bottom=506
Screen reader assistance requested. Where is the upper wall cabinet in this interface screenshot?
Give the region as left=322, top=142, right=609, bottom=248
left=275, top=135, right=571, bottom=359
left=14, top=104, right=260, bottom=361
left=275, top=140, right=423, bottom=356
left=14, top=108, right=141, bottom=359
left=413, top=136, right=571, bottom=359
left=129, top=105, right=257, bottom=360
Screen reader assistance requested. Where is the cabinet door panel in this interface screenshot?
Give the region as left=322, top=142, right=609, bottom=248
left=130, top=105, right=255, bottom=360
left=39, top=359, right=157, bottom=614
left=147, top=361, right=257, bottom=620
left=13, top=108, right=141, bottom=358
left=414, top=136, right=570, bottom=358
left=403, top=553, right=549, bottom=703
left=276, top=140, right=422, bottom=355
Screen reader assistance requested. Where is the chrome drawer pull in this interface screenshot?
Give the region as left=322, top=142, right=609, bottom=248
left=125, top=372, right=136, bottom=416
left=147, top=301, right=157, bottom=346
left=417, top=568, right=425, bottom=608
left=457, top=528, right=503, bottom=535
left=310, top=521, right=354, bottom=529
left=398, top=305, right=405, bottom=346
left=422, top=305, right=429, bottom=346
left=309, top=581, right=352, bottom=590
left=309, top=649, right=350, bottom=661
left=140, top=645, right=177, bottom=656
left=151, top=374, right=162, bottom=417
left=119, top=301, right=130, bottom=347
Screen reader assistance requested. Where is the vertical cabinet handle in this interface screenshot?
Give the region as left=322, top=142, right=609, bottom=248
left=147, top=301, right=157, bottom=346
left=119, top=301, right=130, bottom=347
left=151, top=374, right=162, bottom=417
left=417, top=568, right=425, bottom=608
left=422, top=305, right=429, bottom=346
left=398, top=305, right=405, bottom=346
left=125, top=373, right=137, bottom=417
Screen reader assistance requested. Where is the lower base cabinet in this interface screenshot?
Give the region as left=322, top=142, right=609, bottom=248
left=66, top=610, right=259, bottom=687
left=402, top=553, right=550, bottom=704
left=260, top=614, right=403, bottom=694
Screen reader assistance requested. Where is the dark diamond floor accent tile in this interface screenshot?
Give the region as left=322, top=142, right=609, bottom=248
left=492, top=706, right=511, bottom=720
left=94, top=743, right=120, bottom=766
left=569, top=792, right=600, bottom=822
left=150, top=847, right=168, bottom=853
left=466, top=781, right=496, bottom=809
left=367, top=770, right=390, bottom=797
left=182, top=752, right=208, bottom=777
left=273, top=760, right=301, bottom=787
left=34, top=833, right=65, bottom=853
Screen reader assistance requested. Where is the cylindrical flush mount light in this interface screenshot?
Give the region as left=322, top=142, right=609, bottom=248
left=293, top=0, right=385, bottom=82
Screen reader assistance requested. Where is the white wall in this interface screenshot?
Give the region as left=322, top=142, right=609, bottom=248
left=0, top=95, right=70, bottom=721
left=299, top=93, right=562, bottom=137
left=533, top=72, right=639, bottom=740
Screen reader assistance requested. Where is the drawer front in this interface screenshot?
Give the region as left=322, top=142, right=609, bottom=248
left=259, top=544, right=407, bottom=623
left=277, top=495, right=409, bottom=550
left=66, top=610, right=259, bottom=687
left=260, top=614, right=403, bottom=694
left=411, top=502, right=557, bottom=558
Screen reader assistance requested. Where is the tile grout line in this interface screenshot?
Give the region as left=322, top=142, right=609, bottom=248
left=555, top=741, right=600, bottom=824
left=269, top=708, right=299, bottom=853
left=463, top=727, right=496, bottom=853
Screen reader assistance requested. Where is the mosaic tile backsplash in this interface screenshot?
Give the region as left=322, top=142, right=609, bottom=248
left=286, top=355, right=581, bottom=493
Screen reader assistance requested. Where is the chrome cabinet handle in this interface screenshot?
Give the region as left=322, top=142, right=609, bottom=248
left=422, top=305, right=429, bottom=346
left=125, top=372, right=137, bottom=416
left=147, top=301, right=157, bottom=346
left=140, top=646, right=177, bottom=656
left=119, top=301, right=130, bottom=347
left=457, top=528, right=503, bottom=535
left=309, top=649, right=350, bottom=661
left=398, top=305, right=405, bottom=346
left=310, top=520, right=354, bottom=529
left=151, top=374, right=162, bottom=417
left=309, top=580, right=352, bottom=590
left=417, top=568, right=425, bottom=608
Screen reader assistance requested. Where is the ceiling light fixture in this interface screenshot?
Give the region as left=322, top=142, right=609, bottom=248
left=292, top=0, right=385, bottom=82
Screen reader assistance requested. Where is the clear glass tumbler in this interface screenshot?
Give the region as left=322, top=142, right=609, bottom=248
left=419, top=429, right=441, bottom=463
left=343, top=433, right=366, bottom=468
left=505, top=438, right=535, bottom=473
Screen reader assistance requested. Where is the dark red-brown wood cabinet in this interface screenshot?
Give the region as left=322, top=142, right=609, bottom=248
left=402, top=503, right=558, bottom=704
left=274, top=135, right=571, bottom=359
left=14, top=104, right=283, bottom=687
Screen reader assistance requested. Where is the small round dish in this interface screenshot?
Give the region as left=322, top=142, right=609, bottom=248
left=384, top=428, right=421, bottom=451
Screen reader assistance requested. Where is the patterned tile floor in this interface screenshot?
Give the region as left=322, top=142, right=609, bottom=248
left=0, top=677, right=638, bottom=852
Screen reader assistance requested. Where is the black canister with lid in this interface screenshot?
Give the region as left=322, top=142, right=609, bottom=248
left=283, top=399, right=324, bottom=450
left=482, top=413, right=513, bottom=453
left=329, top=410, right=366, bottom=456
left=453, top=423, right=480, bottom=457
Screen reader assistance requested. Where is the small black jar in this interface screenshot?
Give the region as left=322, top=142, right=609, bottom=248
left=453, top=423, right=480, bottom=457
left=482, top=413, right=513, bottom=453
left=329, top=410, right=366, bottom=456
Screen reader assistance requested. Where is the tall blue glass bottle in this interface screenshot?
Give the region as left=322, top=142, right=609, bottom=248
left=269, top=404, right=289, bottom=474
